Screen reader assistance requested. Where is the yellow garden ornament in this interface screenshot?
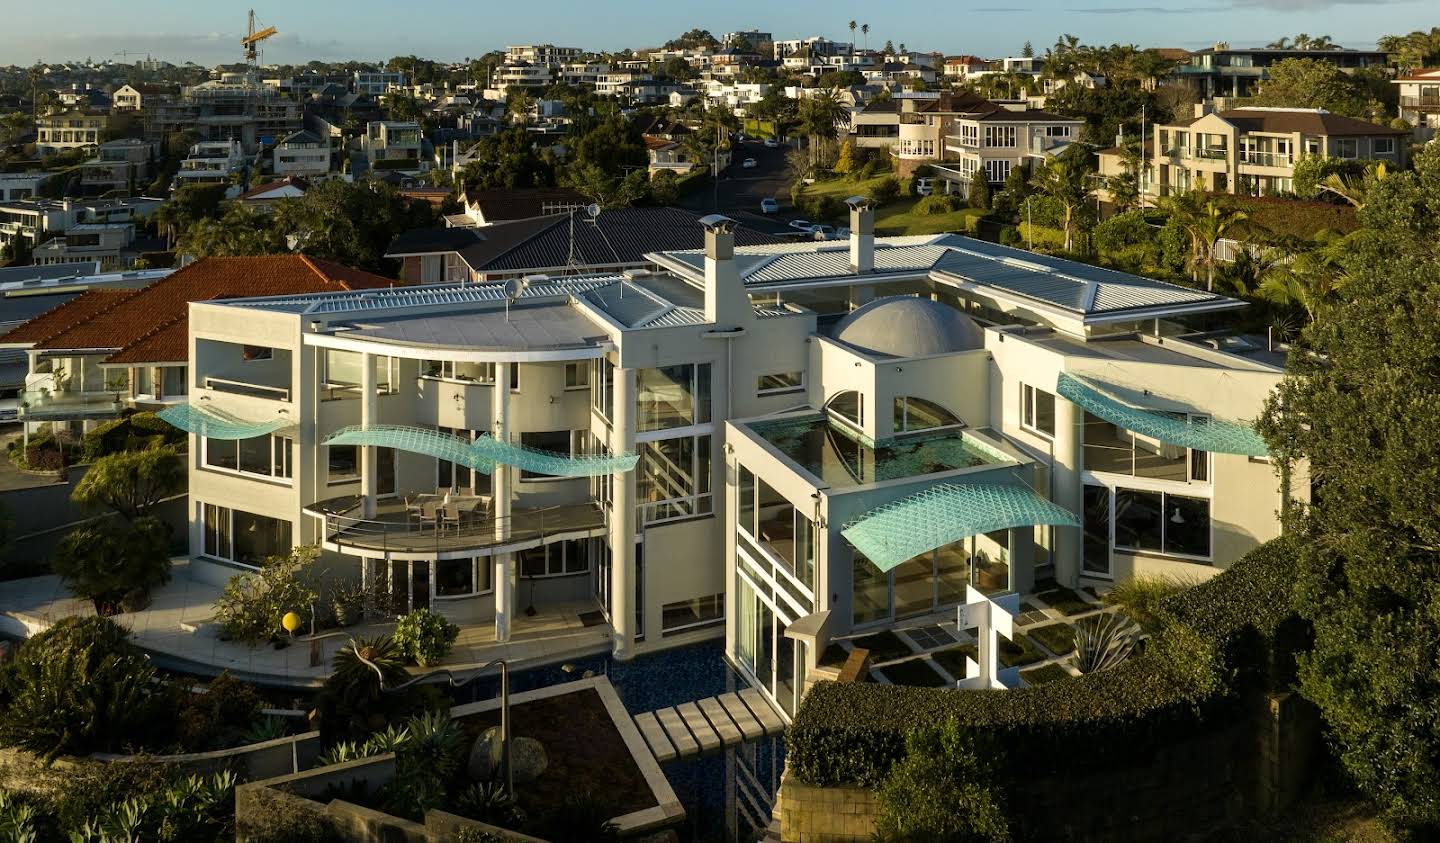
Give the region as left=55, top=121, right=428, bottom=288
left=281, top=612, right=301, bottom=635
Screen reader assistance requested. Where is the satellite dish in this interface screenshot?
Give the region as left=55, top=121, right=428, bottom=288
left=502, top=277, right=528, bottom=322
left=586, top=203, right=601, bottom=218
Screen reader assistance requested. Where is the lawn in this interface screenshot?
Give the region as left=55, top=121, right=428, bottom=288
left=1036, top=585, right=1095, bottom=617
left=1027, top=623, right=1076, bottom=657
left=877, top=657, right=949, bottom=688
left=798, top=173, right=985, bottom=236
left=849, top=629, right=914, bottom=664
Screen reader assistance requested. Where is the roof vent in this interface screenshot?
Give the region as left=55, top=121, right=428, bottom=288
left=622, top=268, right=652, bottom=280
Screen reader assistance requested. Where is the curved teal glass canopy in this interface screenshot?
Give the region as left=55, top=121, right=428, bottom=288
left=158, top=403, right=294, bottom=440
left=323, top=425, right=638, bottom=478
left=842, top=482, right=1080, bottom=573
left=1057, top=372, right=1269, bottom=457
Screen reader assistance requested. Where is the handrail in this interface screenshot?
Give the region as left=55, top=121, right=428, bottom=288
left=204, top=377, right=290, bottom=401
left=315, top=498, right=606, bottom=554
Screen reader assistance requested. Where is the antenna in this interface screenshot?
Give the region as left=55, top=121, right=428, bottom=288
left=586, top=203, right=601, bottom=219
left=502, top=277, right=528, bottom=322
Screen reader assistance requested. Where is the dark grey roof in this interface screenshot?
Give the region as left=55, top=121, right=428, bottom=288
left=346, top=300, right=607, bottom=352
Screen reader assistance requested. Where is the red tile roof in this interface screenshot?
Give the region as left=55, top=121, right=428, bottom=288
left=0, top=255, right=397, bottom=365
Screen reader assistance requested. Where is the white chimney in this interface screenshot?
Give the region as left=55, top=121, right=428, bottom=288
left=699, top=214, right=751, bottom=328
left=847, top=196, right=875, bottom=275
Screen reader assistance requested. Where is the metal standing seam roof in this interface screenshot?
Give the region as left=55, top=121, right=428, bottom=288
left=1057, top=372, right=1270, bottom=456
left=323, top=425, right=639, bottom=478
left=842, top=482, right=1081, bottom=573
left=158, top=403, right=295, bottom=440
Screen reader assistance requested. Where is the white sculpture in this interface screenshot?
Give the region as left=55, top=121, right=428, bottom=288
left=955, top=584, right=1020, bottom=690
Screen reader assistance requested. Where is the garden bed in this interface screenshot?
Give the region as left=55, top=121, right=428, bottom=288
left=456, top=687, right=655, bottom=821
left=849, top=630, right=914, bottom=664
left=1027, top=623, right=1076, bottom=657
left=1035, top=586, right=1095, bottom=617
left=876, top=658, right=948, bottom=688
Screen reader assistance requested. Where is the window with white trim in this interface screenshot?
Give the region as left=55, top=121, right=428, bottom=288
left=984, top=158, right=1013, bottom=183
left=757, top=371, right=804, bottom=395
left=564, top=362, right=589, bottom=389
left=662, top=593, right=724, bottom=635
left=1373, top=137, right=1395, bottom=155
left=984, top=125, right=1017, bottom=147
left=203, top=434, right=292, bottom=482
left=1112, top=488, right=1211, bottom=559
left=202, top=503, right=292, bottom=569
left=637, top=433, right=712, bottom=523
left=322, top=349, right=397, bottom=400
left=518, top=538, right=590, bottom=577
left=1021, top=383, right=1055, bottom=438
left=436, top=557, right=493, bottom=597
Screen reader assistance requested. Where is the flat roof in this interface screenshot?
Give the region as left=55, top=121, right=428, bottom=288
left=343, top=300, right=608, bottom=353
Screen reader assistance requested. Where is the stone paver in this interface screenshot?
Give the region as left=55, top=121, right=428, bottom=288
left=696, top=696, right=743, bottom=746
left=653, top=706, right=699, bottom=757
left=676, top=701, right=721, bottom=753
left=633, top=711, right=676, bottom=762
left=718, top=692, right=764, bottom=741
left=738, top=687, right=785, bottom=736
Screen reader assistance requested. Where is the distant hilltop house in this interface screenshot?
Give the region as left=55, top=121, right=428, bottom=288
left=1394, top=67, right=1440, bottom=141
left=1171, top=43, right=1387, bottom=99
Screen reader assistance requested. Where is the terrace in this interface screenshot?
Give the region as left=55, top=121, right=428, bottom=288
left=307, top=495, right=607, bottom=558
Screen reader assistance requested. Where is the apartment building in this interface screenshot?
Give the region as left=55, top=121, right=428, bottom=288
left=506, top=45, right=585, bottom=67
left=1394, top=68, right=1440, bottom=140
left=169, top=206, right=1295, bottom=718
left=174, top=140, right=245, bottom=188
left=361, top=122, right=423, bottom=171
left=35, top=111, right=109, bottom=155
left=148, top=74, right=302, bottom=155
left=492, top=63, right=553, bottom=92
left=724, top=30, right=774, bottom=53
left=1172, top=44, right=1387, bottom=99
left=0, top=197, right=159, bottom=252
left=1147, top=106, right=1408, bottom=197
left=273, top=130, right=332, bottom=179
left=31, top=222, right=156, bottom=269
left=80, top=138, right=158, bottom=196
left=773, top=37, right=852, bottom=60
left=354, top=71, right=407, bottom=97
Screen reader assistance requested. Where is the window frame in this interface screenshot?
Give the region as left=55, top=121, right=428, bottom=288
left=757, top=370, right=805, bottom=396
left=1020, top=383, right=1056, bottom=439
left=201, top=434, right=293, bottom=484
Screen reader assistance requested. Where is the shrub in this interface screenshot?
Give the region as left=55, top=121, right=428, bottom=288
left=998, top=226, right=1021, bottom=246
left=967, top=168, right=991, bottom=212
left=1224, top=194, right=1358, bottom=239
left=216, top=546, right=322, bottom=644
left=868, top=176, right=901, bottom=204
left=71, top=446, right=185, bottom=520
left=1072, top=614, right=1139, bottom=674
left=875, top=721, right=1009, bottom=842
left=1103, top=574, right=1198, bottom=631
left=51, top=516, right=172, bottom=614
left=176, top=671, right=265, bottom=751
left=393, top=608, right=460, bottom=667
left=0, top=617, right=172, bottom=759
left=81, top=412, right=186, bottom=461
left=914, top=194, right=963, bottom=216
left=648, top=168, right=679, bottom=205
left=1092, top=210, right=1154, bottom=255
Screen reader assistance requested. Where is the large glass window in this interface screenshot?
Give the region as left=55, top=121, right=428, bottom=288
left=1083, top=411, right=1209, bottom=483
left=202, top=503, right=291, bottom=569
left=518, top=538, right=590, bottom=578
left=422, top=360, right=494, bottom=382
left=852, top=551, right=890, bottom=625
left=893, top=396, right=962, bottom=434
left=564, top=362, right=589, bottom=389
left=592, top=358, right=615, bottom=421
left=757, top=371, right=804, bottom=395
left=322, top=350, right=396, bottom=399
left=436, top=557, right=492, bottom=597
left=1096, top=485, right=1212, bottom=562
left=1083, top=484, right=1112, bottom=575
left=826, top=390, right=863, bottom=429
left=662, top=594, right=724, bottom=635
left=519, top=429, right=574, bottom=481
left=1021, top=384, right=1055, bottom=438
left=204, top=435, right=292, bottom=481
left=327, top=445, right=359, bottom=484
left=637, top=363, right=711, bottom=431
left=636, top=434, right=712, bottom=523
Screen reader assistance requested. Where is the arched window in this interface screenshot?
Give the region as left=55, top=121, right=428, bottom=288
left=892, top=396, right=963, bottom=434
left=825, top=390, right=864, bottom=429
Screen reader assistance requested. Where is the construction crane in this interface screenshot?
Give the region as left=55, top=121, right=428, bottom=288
left=241, top=10, right=278, bottom=65
left=114, top=50, right=150, bottom=62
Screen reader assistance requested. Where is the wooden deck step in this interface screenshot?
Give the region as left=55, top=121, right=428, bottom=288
left=633, top=711, right=675, bottom=762
left=697, top=696, right=743, bottom=746
left=654, top=706, right=699, bottom=757
left=738, top=687, right=786, bottom=736
left=676, top=701, right=721, bottom=753
left=718, top=692, right=764, bottom=741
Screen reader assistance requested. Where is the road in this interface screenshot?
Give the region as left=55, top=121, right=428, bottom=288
left=679, top=138, right=795, bottom=235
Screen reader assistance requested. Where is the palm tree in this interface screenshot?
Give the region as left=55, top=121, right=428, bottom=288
left=1257, top=232, right=1352, bottom=323
left=1188, top=200, right=1249, bottom=292
left=849, top=20, right=857, bottom=48
left=799, top=87, right=847, bottom=168
left=1266, top=36, right=1291, bottom=50
left=861, top=24, right=870, bottom=52
left=1293, top=33, right=1313, bottom=50
left=1318, top=161, right=1387, bottom=208
left=1031, top=158, right=1092, bottom=252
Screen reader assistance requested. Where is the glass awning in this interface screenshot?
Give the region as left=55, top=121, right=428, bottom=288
left=841, top=482, right=1080, bottom=573
left=1057, top=372, right=1269, bottom=457
left=157, top=403, right=295, bottom=440
left=322, top=425, right=638, bottom=478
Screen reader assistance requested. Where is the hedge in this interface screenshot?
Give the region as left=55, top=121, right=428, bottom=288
left=786, top=538, right=1304, bottom=789
left=82, top=412, right=186, bottom=461
left=1221, top=195, right=1358, bottom=240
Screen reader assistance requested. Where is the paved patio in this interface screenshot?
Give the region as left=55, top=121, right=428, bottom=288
left=0, top=558, right=611, bottom=688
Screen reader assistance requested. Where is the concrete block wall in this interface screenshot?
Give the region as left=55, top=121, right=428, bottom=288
left=776, top=770, right=879, bottom=843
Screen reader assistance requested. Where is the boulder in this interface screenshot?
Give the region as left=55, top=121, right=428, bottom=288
left=468, top=727, right=548, bottom=784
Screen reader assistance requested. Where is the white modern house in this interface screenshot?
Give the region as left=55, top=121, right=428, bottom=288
left=169, top=205, right=1298, bottom=720
left=174, top=140, right=246, bottom=188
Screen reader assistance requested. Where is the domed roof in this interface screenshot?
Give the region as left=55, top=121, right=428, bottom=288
left=832, top=296, right=984, bottom=358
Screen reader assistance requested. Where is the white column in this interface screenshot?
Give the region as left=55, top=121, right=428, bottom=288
left=1052, top=395, right=1085, bottom=587
left=360, top=352, right=377, bottom=518
left=609, top=366, right=638, bottom=660
left=493, top=362, right=514, bottom=643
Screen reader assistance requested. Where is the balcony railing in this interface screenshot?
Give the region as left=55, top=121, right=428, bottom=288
left=18, top=389, right=125, bottom=420
left=204, top=377, right=291, bottom=401
left=1193, top=147, right=1228, bottom=160
left=1400, top=95, right=1440, bottom=110
left=1238, top=150, right=1293, bottom=168
left=307, top=495, right=607, bottom=556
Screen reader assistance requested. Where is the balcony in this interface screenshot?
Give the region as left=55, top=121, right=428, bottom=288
left=1400, top=95, right=1440, bottom=111
left=307, top=495, right=607, bottom=557
left=19, top=389, right=124, bottom=421
left=1237, top=150, right=1293, bottom=168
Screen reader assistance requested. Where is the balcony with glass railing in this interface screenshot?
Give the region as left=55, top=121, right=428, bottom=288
left=305, top=494, right=607, bottom=557
left=1237, top=149, right=1294, bottom=168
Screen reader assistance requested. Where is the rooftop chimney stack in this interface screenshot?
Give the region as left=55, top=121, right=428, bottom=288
left=847, top=196, right=875, bottom=275
left=699, top=214, right=750, bottom=327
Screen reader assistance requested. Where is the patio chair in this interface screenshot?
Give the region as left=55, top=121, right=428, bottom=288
left=419, top=502, right=440, bottom=532
left=442, top=502, right=462, bottom=534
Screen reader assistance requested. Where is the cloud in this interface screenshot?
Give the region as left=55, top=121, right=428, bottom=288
left=1230, top=0, right=1408, bottom=7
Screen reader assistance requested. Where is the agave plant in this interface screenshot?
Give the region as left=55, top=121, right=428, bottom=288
left=455, top=780, right=526, bottom=828
left=241, top=715, right=290, bottom=744
left=361, top=723, right=412, bottom=756
left=317, top=740, right=365, bottom=766
left=1072, top=613, right=1138, bottom=674
left=405, top=710, right=465, bottom=777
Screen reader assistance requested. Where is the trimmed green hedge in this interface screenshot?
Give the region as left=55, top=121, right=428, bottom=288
left=787, top=538, right=1304, bottom=789
left=82, top=412, right=186, bottom=461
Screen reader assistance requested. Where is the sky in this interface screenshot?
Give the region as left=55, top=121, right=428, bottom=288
left=1, top=0, right=1434, bottom=66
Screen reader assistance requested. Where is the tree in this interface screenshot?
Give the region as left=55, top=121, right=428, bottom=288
left=52, top=516, right=172, bottom=613
left=799, top=88, right=847, bottom=168
left=883, top=40, right=895, bottom=56
left=179, top=204, right=287, bottom=258
left=569, top=116, right=646, bottom=175
left=215, top=546, right=323, bottom=644
left=968, top=167, right=991, bottom=211
left=1022, top=41, right=1034, bottom=58
left=456, top=128, right=554, bottom=192
left=1379, top=26, right=1440, bottom=71
left=273, top=179, right=437, bottom=272
left=861, top=24, right=870, bottom=52
left=72, top=446, right=184, bottom=521
left=1108, top=140, right=1144, bottom=211
left=565, top=163, right=648, bottom=208
left=833, top=139, right=857, bottom=175
left=849, top=20, right=858, bottom=47
left=1162, top=192, right=1248, bottom=291
left=1030, top=155, right=1093, bottom=251
left=1252, top=58, right=1375, bottom=118
left=1256, top=144, right=1440, bottom=832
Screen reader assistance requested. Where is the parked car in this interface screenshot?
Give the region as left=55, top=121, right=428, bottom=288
left=764, top=138, right=779, bottom=148
left=809, top=224, right=837, bottom=240
left=788, top=219, right=814, bottom=232
left=916, top=177, right=935, bottom=197
left=836, top=227, right=851, bottom=238
left=760, top=198, right=779, bottom=214
left=742, top=158, right=757, bottom=169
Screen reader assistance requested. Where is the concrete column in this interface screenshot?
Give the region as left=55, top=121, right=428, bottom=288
left=360, top=352, right=377, bottom=518
left=494, top=362, right=514, bottom=643
left=1051, top=395, right=1085, bottom=587
left=609, top=366, right=638, bottom=660
left=1008, top=526, right=1035, bottom=594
